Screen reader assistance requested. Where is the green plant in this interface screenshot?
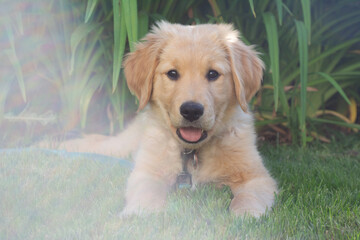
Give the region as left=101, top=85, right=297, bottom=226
left=0, top=0, right=133, bottom=145
left=1, top=0, right=359, bottom=147
left=214, top=0, right=360, bottom=146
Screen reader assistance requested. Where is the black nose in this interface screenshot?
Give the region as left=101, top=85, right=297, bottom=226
left=180, top=101, right=204, bottom=122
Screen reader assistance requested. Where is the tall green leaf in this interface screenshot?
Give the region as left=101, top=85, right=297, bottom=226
left=309, top=38, right=360, bottom=65
left=112, top=0, right=127, bottom=91
left=80, top=72, right=107, bottom=128
left=161, top=0, right=175, bottom=17
left=316, top=72, right=351, bottom=105
left=138, top=11, right=149, bottom=39
left=275, top=0, right=283, bottom=25
left=4, top=25, right=26, bottom=102
left=311, top=118, right=360, bottom=130
left=248, top=0, right=256, bottom=17
left=283, top=38, right=360, bottom=86
left=301, top=0, right=311, bottom=44
left=278, top=80, right=290, bottom=115
left=209, top=0, right=223, bottom=20
left=263, top=13, right=280, bottom=111
left=85, top=0, right=99, bottom=23
left=121, top=0, right=138, bottom=52
left=69, top=23, right=100, bottom=75
left=295, top=20, right=308, bottom=147
left=0, top=79, right=12, bottom=123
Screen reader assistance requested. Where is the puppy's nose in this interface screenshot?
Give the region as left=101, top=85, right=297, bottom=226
left=180, top=101, right=204, bottom=122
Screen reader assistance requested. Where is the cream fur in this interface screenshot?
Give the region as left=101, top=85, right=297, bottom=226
left=50, top=22, right=277, bottom=218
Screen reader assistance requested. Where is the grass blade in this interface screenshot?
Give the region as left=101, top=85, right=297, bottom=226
left=120, top=71, right=127, bottom=129
left=130, top=0, right=138, bottom=43
left=0, top=80, right=11, bottom=123
left=310, top=118, right=360, bottom=130
left=310, top=38, right=360, bottom=66
left=160, top=0, right=175, bottom=17
left=121, top=0, right=138, bottom=51
left=312, top=10, right=360, bottom=41
left=263, top=13, right=280, bottom=111
left=283, top=38, right=360, bottom=86
left=79, top=29, right=104, bottom=82
left=70, top=23, right=100, bottom=74
left=138, top=11, right=149, bottom=39
left=5, top=25, right=26, bottom=102
left=209, top=0, right=223, bottom=21
left=301, top=0, right=311, bottom=44
left=248, top=0, right=256, bottom=17
left=112, top=0, right=127, bottom=91
left=316, top=72, right=351, bottom=105
left=295, top=20, right=308, bottom=147
left=275, top=0, right=283, bottom=25
left=80, top=72, right=107, bottom=128
left=85, top=0, right=99, bottom=23
left=278, top=80, right=290, bottom=115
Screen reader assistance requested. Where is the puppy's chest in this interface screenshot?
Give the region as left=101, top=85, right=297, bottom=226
left=183, top=151, right=222, bottom=185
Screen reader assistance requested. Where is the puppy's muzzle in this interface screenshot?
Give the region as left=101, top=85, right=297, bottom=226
left=177, top=101, right=207, bottom=144
left=180, top=101, right=204, bottom=122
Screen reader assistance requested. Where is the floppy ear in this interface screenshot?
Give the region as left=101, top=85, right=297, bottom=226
left=226, top=31, right=264, bottom=112
left=123, top=33, right=163, bottom=111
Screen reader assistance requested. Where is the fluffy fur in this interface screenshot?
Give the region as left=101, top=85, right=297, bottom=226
left=57, top=22, right=277, bottom=217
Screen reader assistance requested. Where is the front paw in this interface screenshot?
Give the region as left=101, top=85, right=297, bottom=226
left=120, top=197, right=165, bottom=218
left=120, top=206, right=143, bottom=218
left=229, top=191, right=274, bottom=218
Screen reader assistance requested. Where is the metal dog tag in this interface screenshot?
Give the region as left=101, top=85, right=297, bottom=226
left=176, top=172, right=192, bottom=189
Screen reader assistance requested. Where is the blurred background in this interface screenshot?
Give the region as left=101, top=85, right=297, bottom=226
left=0, top=0, right=359, bottom=148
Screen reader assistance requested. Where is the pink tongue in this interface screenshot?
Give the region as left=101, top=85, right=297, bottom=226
left=179, top=127, right=202, bottom=142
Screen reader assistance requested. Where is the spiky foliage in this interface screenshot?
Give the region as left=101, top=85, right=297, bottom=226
left=0, top=0, right=359, bottom=147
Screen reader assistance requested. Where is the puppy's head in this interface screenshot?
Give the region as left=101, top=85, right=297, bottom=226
left=124, top=21, right=264, bottom=148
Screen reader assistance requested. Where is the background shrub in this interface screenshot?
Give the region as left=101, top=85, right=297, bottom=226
left=0, top=0, right=359, bottom=147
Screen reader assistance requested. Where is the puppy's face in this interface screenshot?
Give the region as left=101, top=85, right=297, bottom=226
left=152, top=34, right=235, bottom=148
left=124, top=22, right=264, bottom=149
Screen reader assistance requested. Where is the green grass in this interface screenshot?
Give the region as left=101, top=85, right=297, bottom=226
left=1, top=135, right=360, bottom=239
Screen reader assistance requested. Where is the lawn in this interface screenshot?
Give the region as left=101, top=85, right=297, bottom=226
left=1, top=133, right=359, bottom=239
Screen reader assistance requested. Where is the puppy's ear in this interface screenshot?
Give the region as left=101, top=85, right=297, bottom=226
left=226, top=30, right=264, bottom=112
left=123, top=32, right=163, bottom=111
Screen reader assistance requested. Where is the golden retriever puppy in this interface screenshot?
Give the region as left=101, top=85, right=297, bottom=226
left=58, top=21, right=277, bottom=218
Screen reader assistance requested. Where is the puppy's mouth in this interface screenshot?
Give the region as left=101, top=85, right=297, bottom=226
left=176, top=127, right=208, bottom=144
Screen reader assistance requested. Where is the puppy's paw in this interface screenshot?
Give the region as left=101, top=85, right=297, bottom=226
left=229, top=191, right=273, bottom=218
left=120, top=199, right=165, bottom=219
left=119, top=207, right=140, bottom=219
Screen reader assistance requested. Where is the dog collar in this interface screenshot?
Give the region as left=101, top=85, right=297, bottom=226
left=176, top=149, right=198, bottom=189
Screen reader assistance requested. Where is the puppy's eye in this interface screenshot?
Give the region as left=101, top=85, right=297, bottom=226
left=167, top=70, right=179, bottom=81
left=206, top=70, right=220, bottom=81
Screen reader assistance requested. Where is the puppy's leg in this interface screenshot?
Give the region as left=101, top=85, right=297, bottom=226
left=207, top=137, right=277, bottom=217
left=38, top=115, right=145, bottom=158
left=229, top=174, right=277, bottom=218
left=121, top=126, right=181, bottom=216
left=121, top=168, right=171, bottom=216
left=121, top=154, right=177, bottom=216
